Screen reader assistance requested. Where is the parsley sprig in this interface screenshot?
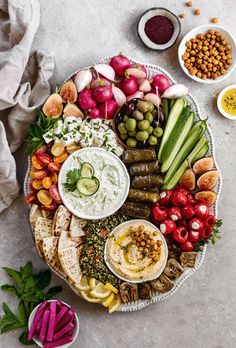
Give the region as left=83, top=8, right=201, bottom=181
left=63, top=168, right=81, bottom=192
left=0, top=261, right=62, bottom=345
left=195, top=219, right=223, bottom=252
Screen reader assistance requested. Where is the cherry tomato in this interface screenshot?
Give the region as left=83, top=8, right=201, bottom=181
left=31, top=155, right=43, bottom=170
left=186, top=193, right=197, bottom=205
left=28, top=182, right=37, bottom=192
left=159, top=190, right=172, bottom=206
left=189, top=217, right=204, bottom=232
left=180, top=240, right=194, bottom=251
left=174, top=185, right=187, bottom=195
left=188, top=230, right=200, bottom=243
left=194, top=202, right=209, bottom=219
left=159, top=219, right=176, bottom=235
left=51, top=172, right=58, bottom=184
left=49, top=185, right=62, bottom=203
left=25, top=192, right=37, bottom=205
left=42, top=176, right=53, bottom=189
left=54, top=152, right=68, bottom=164
left=200, top=226, right=212, bottom=239
left=152, top=203, right=168, bottom=221
left=37, top=190, right=53, bottom=205
left=51, top=142, right=65, bottom=157
left=48, top=162, right=61, bottom=174
left=204, top=215, right=216, bottom=228
left=36, top=154, right=52, bottom=167
left=171, top=191, right=187, bottom=207
left=182, top=204, right=195, bottom=219
left=168, top=207, right=182, bottom=221
left=34, top=169, right=48, bottom=180
left=34, top=145, right=47, bottom=155
left=31, top=179, right=44, bottom=190
left=177, top=218, right=188, bottom=228
left=173, top=227, right=188, bottom=243
left=41, top=201, right=57, bottom=211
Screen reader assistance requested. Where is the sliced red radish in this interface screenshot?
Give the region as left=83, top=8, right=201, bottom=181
left=126, top=91, right=144, bottom=102
left=139, top=79, right=151, bottom=92
left=125, top=67, right=146, bottom=79
left=112, top=86, right=126, bottom=106
left=90, top=78, right=110, bottom=89
left=144, top=92, right=161, bottom=107
left=94, top=64, right=115, bottom=81
left=74, top=69, right=92, bottom=92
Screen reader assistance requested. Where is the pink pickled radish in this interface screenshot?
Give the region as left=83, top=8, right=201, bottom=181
left=38, top=309, right=50, bottom=343
left=43, top=335, right=73, bottom=348
left=126, top=91, right=144, bottom=102
left=28, top=302, right=47, bottom=341
left=54, top=309, right=74, bottom=333
left=55, top=305, right=68, bottom=324
left=112, top=86, right=126, bottom=106
left=53, top=322, right=74, bottom=341
left=46, top=302, right=57, bottom=342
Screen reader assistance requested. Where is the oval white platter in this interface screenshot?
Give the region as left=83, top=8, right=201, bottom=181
left=24, top=56, right=222, bottom=312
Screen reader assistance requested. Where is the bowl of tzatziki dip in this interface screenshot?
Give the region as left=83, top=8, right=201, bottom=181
left=58, top=147, right=130, bottom=220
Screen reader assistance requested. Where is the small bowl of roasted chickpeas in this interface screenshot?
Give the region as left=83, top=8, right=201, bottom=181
left=178, top=25, right=236, bottom=83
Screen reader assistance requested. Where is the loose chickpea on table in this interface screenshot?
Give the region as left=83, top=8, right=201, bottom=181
left=182, top=30, right=232, bottom=80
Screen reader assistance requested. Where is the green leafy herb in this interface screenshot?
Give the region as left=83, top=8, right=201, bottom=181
left=63, top=168, right=81, bottom=192
left=25, top=110, right=57, bottom=154
left=0, top=261, right=62, bottom=345
left=195, top=219, right=223, bottom=252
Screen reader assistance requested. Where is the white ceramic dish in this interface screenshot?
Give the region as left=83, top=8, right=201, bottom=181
left=24, top=56, right=222, bottom=312
left=217, top=84, right=236, bottom=120
left=178, top=24, right=236, bottom=84
left=58, top=147, right=130, bottom=220
left=28, top=300, right=79, bottom=348
left=104, top=219, right=168, bottom=283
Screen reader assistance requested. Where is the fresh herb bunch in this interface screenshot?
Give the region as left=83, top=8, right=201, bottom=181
left=195, top=219, right=223, bottom=252
left=63, top=169, right=81, bottom=192
left=0, top=261, right=62, bottom=345
left=26, top=110, right=57, bottom=154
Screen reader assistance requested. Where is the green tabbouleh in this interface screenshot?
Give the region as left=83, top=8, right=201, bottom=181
left=80, top=212, right=128, bottom=287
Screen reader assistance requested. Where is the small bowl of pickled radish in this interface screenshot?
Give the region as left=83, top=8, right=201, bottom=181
left=217, top=84, right=236, bottom=120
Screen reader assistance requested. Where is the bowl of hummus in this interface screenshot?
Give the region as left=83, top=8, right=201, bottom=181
left=104, top=220, right=168, bottom=283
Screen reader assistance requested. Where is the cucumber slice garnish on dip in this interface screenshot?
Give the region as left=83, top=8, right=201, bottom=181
left=81, top=162, right=94, bottom=178
left=77, top=177, right=100, bottom=196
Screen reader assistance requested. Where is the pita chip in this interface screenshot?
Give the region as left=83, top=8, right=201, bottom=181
left=58, top=231, right=78, bottom=250
left=58, top=246, right=82, bottom=284
left=43, top=236, right=65, bottom=277
left=69, top=215, right=87, bottom=242
left=52, top=205, right=71, bottom=236
left=29, top=204, right=43, bottom=229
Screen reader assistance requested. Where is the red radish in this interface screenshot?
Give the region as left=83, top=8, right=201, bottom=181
left=99, top=100, right=118, bottom=119
left=173, top=227, right=188, bottom=243
left=182, top=204, right=195, bottom=219
left=151, top=74, right=170, bottom=94
left=180, top=240, right=194, bottom=251
left=126, top=91, right=144, bottom=102
left=143, top=92, right=161, bottom=107
left=110, top=54, right=130, bottom=76
left=160, top=218, right=176, bottom=235
left=54, top=322, right=74, bottom=340
left=94, top=64, right=115, bottom=81
left=121, top=76, right=139, bottom=96
left=78, top=88, right=96, bottom=110
left=112, top=86, right=126, bottom=106
left=90, top=78, right=110, bottom=89
left=38, top=309, right=50, bottom=342
left=159, top=190, right=172, bottom=205
left=93, top=86, right=113, bottom=102
left=28, top=302, right=47, bottom=340
left=139, top=79, right=152, bottom=92
left=55, top=309, right=74, bottom=332
left=88, top=108, right=101, bottom=119
left=125, top=67, right=146, bottom=79
left=131, top=63, right=147, bottom=75
left=168, top=207, right=182, bottom=221
left=189, top=217, right=204, bottom=231
left=43, top=335, right=73, bottom=348
left=194, top=202, right=209, bottom=219
left=188, top=230, right=200, bottom=243
left=46, top=301, right=57, bottom=342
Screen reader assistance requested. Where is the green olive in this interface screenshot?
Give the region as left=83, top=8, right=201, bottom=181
left=147, top=126, right=153, bottom=135
left=126, top=118, right=137, bottom=132
left=120, top=133, right=128, bottom=140
left=118, top=122, right=128, bottom=134
left=128, top=130, right=136, bottom=137
left=147, top=102, right=154, bottom=112
left=132, top=110, right=144, bottom=121
left=153, top=127, right=163, bottom=138
left=148, top=135, right=158, bottom=146
left=137, top=100, right=149, bottom=113
left=123, top=115, right=129, bottom=122
left=144, top=112, right=154, bottom=123
left=136, top=131, right=149, bottom=141
left=138, top=119, right=150, bottom=131
left=126, top=138, right=137, bottom=148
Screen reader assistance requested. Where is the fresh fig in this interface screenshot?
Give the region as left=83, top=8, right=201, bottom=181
left=179, top=169, right=196, bottom=191
left=197, top=170, right=219, bottom=190
left=193, top=157, right=214, bottom=175
left=42, top=93, right=63, bottom=118
left=63, top=103, right=84, bottom=118
left=195, top=190, right=217, bottom=206
left=60, top=80, right=78, bottom=103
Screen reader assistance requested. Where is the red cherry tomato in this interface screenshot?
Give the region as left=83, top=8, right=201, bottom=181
left=189, top=217, right=204, bottom=231
left=152, top=203, right=168, bottom=221
left=177, top=218, right=188, bottom=228
left=36, top=153, right=52, bottom=167
left=49, top=185, right=62, bottom=203
left=168, top=207, right=182, bottom=221
left=173, top=227, right=188, bottom=243
left=41, top=201, right=58, bottom=211
left=188, top=230, right=200, bottom=243
left=171, top=191, right=187, bottom=207
left=25, top=192, right=37, bottom=205
left=204, top=215, right=216, bottom=228
left=182, top=204, right=195, bottom=219
left=186, top=193, right=197, bottom=205
left=180, top=240, right=194, bottom=251
left=159, top=190, right=172, bottom=205
left=34, top=145, right=47, bottom=155
left=174, top=185, right=188, bottom=195
left=200, top=226, right=212, bottom=240
left=159, top=219, right=176, bottom=235
left=34, top=169, right=48, bottom=180
left=194, top=202, right=210, bottom=219
left=48, top=162, right=61, bottom=174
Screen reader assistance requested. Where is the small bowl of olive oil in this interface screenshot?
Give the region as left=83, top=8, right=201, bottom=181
left=217, top=84, right=236, bottom=120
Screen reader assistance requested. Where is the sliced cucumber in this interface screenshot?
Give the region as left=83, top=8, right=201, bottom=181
left=162, top=98, right=169, bottom=120
left=163, top=119, right=207, bottom=183
left=186, top=118, right=207, bottom=141
left=161, top=107, right=193, bottom=172
left=81, top=162, right=94, bottom=178
left=169, top=99, right=175, bottom=109
left=158, top=97, right=185, bottom=163
left=77, top=177, right=99, bottom=196
left=193, top=142, right=209, bottom=162
left=161, top=137, right=207, bottom=191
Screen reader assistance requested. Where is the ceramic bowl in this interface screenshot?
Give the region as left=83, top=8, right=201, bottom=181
left=217, top=84, right=236, bottom=120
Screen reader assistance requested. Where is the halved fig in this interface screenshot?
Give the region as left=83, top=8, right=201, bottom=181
left=60, top=80, right=78, bottom=103
left=195, top=190, right=217, bottom=206
left=42, top=93, right=63, bottom=118
left=179, top=169, right=196, bottom=191
left=63, top=103, right=84, bottom=118
left=193, top=157, right=214, bottom=175
left=197, top=170, right=219, bottom=190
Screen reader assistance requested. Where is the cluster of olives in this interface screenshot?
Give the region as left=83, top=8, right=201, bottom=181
left=117, top=100, right=163, bottom=148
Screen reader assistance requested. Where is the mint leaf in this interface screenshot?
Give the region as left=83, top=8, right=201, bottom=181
left=34, top=270, right=51, bottom=290
left=2, top=267, right=22, bottom=287
left=45, top=286, right=63, bottom=300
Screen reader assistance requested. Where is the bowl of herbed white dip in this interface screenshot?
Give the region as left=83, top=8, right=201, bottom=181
left=58, top=147, right=130, bottom=220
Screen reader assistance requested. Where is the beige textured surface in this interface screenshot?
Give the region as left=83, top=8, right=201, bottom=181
left=1, top=0, right=236, bottom=347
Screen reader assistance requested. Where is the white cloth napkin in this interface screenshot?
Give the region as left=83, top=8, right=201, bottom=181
left=0, top=0, right=54, bottom=213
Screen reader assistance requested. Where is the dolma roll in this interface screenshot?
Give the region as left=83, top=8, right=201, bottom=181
left=122, top=148, right=157, bottom=164
left=129, top=161, right=159, bottom=176
left=132, top=174, right=163, bottom=189
left=128, top=188, right=160, bottom=203
left=121, top=201, right=151, bottom=218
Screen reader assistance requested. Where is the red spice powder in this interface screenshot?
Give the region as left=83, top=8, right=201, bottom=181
left=144, top=15, right=174, bottom=45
